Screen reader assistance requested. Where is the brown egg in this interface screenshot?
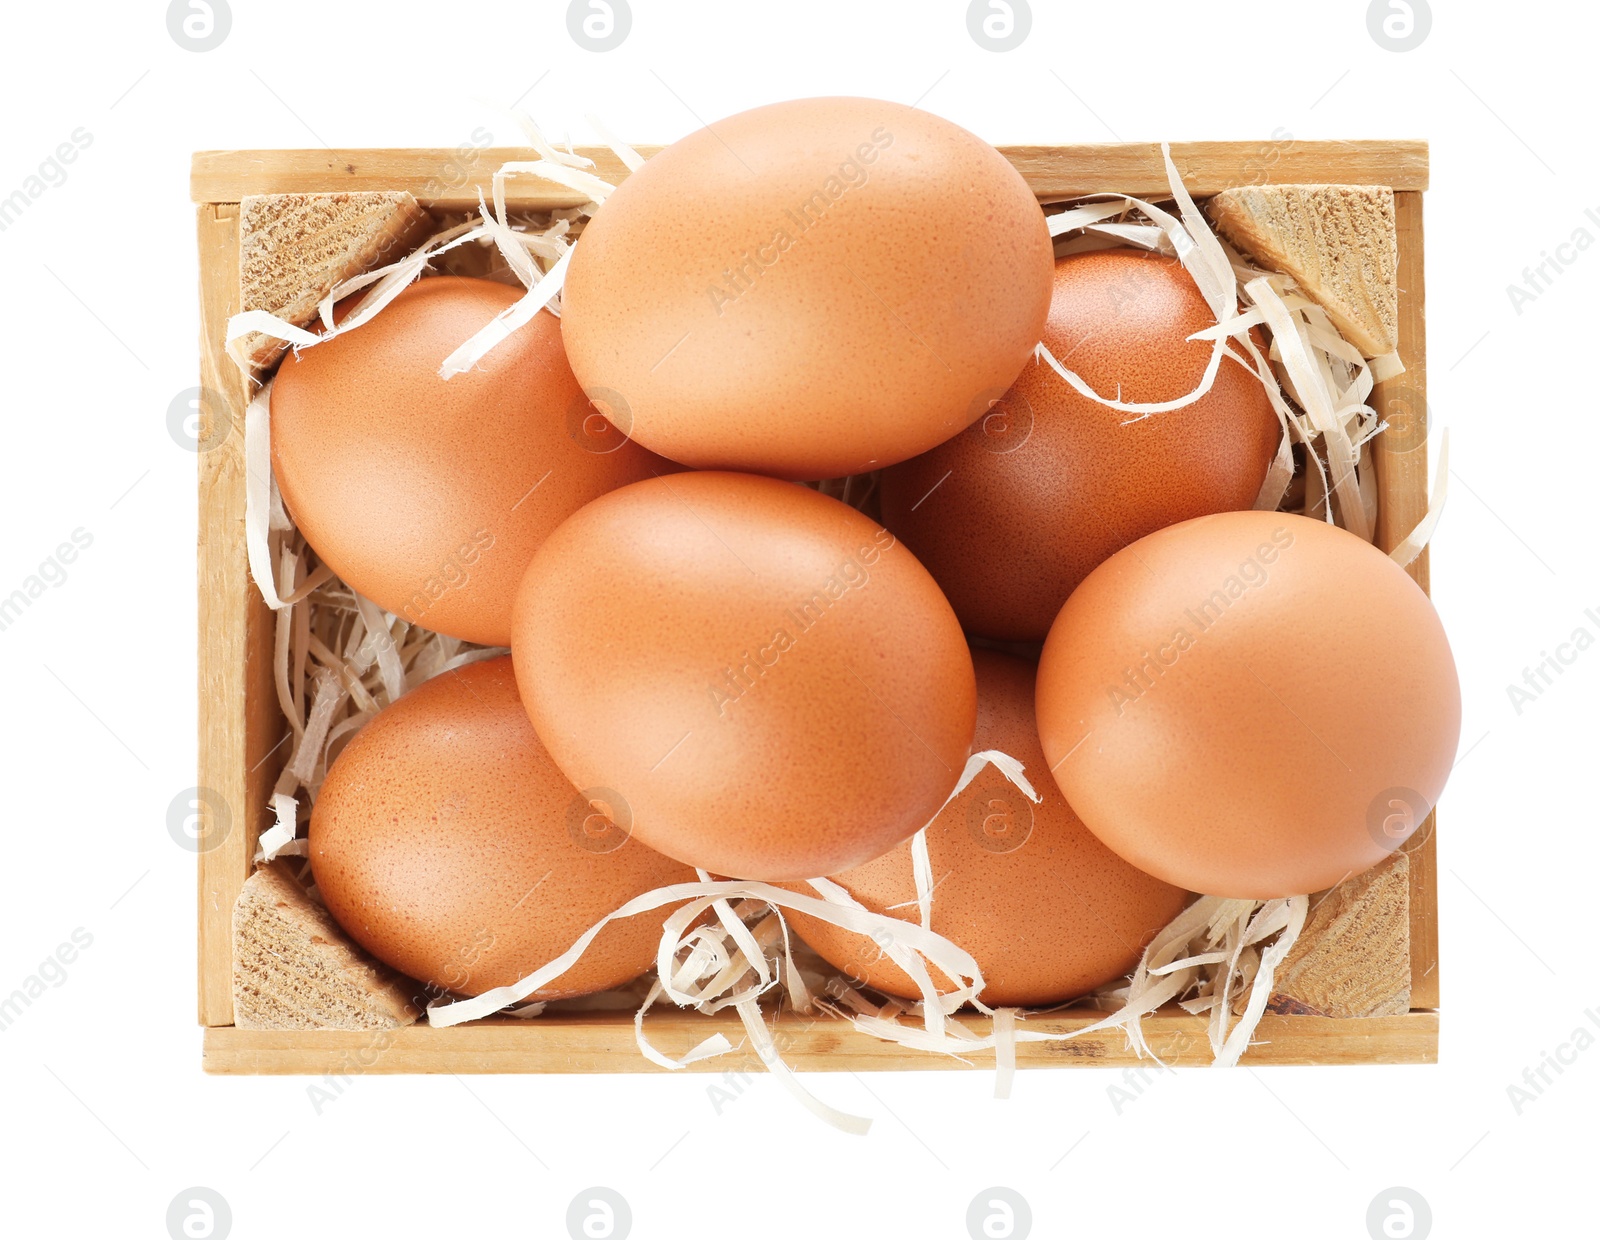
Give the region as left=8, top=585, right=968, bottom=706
left=879, top=249, right=1281, bottom=641
left=309, top=657, right=695, bottom=1000
left=511, top=471, right=977, bottom=880
left=785, top=650, right=1188, bottom=1007
left=1037, top=511, right=1461, bottom=899
left=561, top=97, right=1054, bottom=480
left=271, top=276, right=670, bottom=646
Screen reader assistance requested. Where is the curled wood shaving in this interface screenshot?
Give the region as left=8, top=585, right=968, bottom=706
left=225, top=114, right=603, bottom=385
left=247, top=512, right=505, bottom=865
left=1040, top=142, right=1443, bottom=555
left=1387, top=429, right=1450, bottom=569
left=428, top=751, right=1033, bottom=1132
left=437, top=247, right=572, bottom=380
left=584, top=112, right=647, bottom=172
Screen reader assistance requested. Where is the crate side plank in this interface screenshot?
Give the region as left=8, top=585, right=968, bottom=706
left=197, top=202, right=283, bottom=1026
left=190, top=139, right=1429, bottom=208
left=1369, top=190, right=1440, bottom=1011
left=204, top=1009, right=1437, bottom=1074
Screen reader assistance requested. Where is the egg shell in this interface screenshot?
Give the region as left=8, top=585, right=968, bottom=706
left=271, top=276, right=671, bottom=646
left=561, top=96, right=1054, bottom=480
left=1037, top=510, right=1462, bottom=899
left=879, top=249, right=1281, bottom=641
left=309, top=657, right=696, bottom=1000
left=511, top=471, right=977, bottom=881
left=784, top=650, right=1189, bottom=1007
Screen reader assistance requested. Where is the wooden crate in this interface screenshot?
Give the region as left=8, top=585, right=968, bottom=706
left=191, top=140, right=1436, bottom=1074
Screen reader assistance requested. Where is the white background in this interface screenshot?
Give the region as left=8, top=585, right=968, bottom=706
left=0, top=1, right=1589, bottom=1237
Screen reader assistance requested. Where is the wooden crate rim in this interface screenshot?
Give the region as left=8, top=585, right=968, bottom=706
left=204, top=1008, right=1439, bottom=1074
left=191, top=138, right=1430, bottom=209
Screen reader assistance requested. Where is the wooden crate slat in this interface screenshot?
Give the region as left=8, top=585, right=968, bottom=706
left=203, top=1008, right=1437, bottom=1074
left=1369, top=190, right=1439, bottom=1011
left=196, top=203, right=283, bottom=1026
left=190, top=140, right=1429, bottom=210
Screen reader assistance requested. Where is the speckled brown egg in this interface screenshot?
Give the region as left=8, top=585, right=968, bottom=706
left=309, top=657, right=695, bottom=1000
left=271, top=276, right=671, bottom=646
left=1037, top=511, right=1462, bottom=899
left=561, top=97, right=1054, bottom=481
left=511, top=471, right=977, bottom=881
left=879, top=249, right=1282, bottom=641
left=783, top=649, right=1188, bottom=1007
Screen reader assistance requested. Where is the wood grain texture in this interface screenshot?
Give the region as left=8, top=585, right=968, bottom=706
left=1208, top=185, right=1398, bottom=356
left=235, top=192, right=434, bottom=368
left=1255, top=854, right=1411, bottom=1018
left=190, top=140, right=1429, bottom=209
left=1369, top=190, right=1439, bottom=1011
left=233, top=864, right=421, bottom=1030
left=203, top=1008, right=1438, bottom=1074
left=197, top=203, right=284, bottom=1026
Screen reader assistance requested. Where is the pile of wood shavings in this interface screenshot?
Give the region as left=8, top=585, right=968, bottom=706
left=251, top=528, right=506, bottom=865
